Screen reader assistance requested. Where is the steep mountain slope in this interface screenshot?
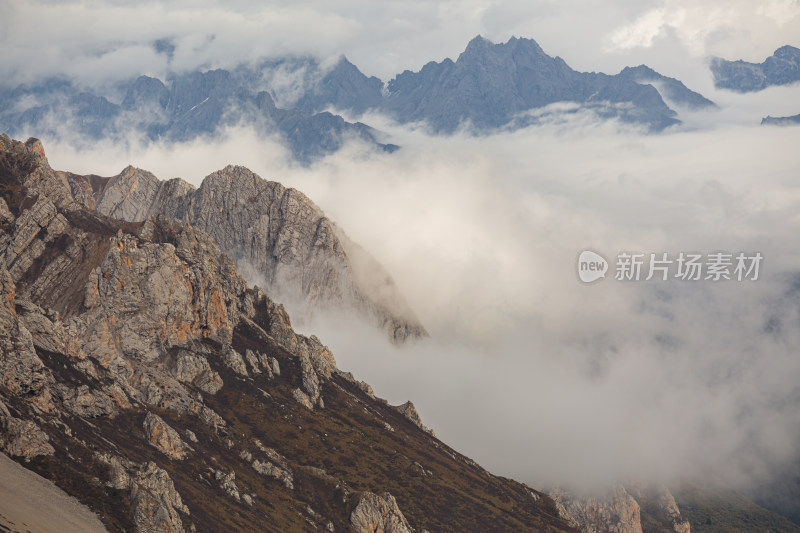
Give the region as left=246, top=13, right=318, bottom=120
left=615, top=65, right=715, bottom=110
left=0, top=72, right=396, bottom=164
left=551, top=484, right=692, bottom=533
left=710, top=45, right=800, bottom=92
left=70, top=163, right=425, bottom=343
left=673, top=483, right=800, bottom=533
left=0, top=134, right=576, bottom=532
left=290, top=57, right=386, bottom=115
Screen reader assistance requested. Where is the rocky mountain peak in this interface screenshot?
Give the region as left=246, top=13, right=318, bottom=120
left=457, top=35, right=546, bottom=65
left=460, top=34, right=493, bottom=56
left=711, top=44, right=800, bottom=92
left=121, top=75, right=170, bottom=111
left=620, top=65, right=657, bottom=77
left=382, top=35, right=710, bottom=132
left=774, top=44, right=800, bottom=61
left=88, top=160, right=426, bottom=343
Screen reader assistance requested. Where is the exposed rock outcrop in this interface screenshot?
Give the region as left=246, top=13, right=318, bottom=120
left=215, top=469, right=242, bottom=502
left=92, top=164, right=426, bottom=343
left=394, top=401, right=435, bottom=437
left=0, top=197, right=13, bottom=224
left=252, top=458, right=294, bottom=490
left=551, top=483, right=692, bottom=533
left=0, top=264, right=55, bottom=413
left=627, top=484, right=691, bottom=533
left=1, top=416, right=55, bottom=459
left=551, top=484, right=642, bottom=533
left=169, top=349, right=224, bottom=395
left=97, top=452, right=189, bottom=532
left=130, top=461, right=190, bottom=533
left=143, top=412, right=190, bottom=460
left=350, top=492, right=412, bottom=533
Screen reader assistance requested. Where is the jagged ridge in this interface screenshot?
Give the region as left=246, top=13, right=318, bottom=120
left=0, top=72, right=397, bottom=164
left=296, top=36, right=716, bottom=132
left=0, top=35, right=716, bottom=159
left=71, top=163, right=426, bottom=343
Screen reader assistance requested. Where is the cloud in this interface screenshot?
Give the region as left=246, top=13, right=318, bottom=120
left=292, top=119, right=800, bottom=490
left=35, top=108, right=800, bottom=491
left=608, top=7, right=670, bottom=51
left=605, top=0, right=800, bottom=61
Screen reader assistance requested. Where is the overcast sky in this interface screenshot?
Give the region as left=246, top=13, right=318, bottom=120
left=5, top=0, right=800, bottom=495
left=2, top=0, right=799, bottom=92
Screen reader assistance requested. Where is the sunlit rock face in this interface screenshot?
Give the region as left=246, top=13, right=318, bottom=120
left=92, top=162, right=426, bottom=344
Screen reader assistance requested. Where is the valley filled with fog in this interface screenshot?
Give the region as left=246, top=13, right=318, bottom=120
left=39, top=96, right=800, bottom=493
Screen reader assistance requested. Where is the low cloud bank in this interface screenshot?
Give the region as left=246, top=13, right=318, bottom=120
left=38, top=109, right=800, bottom=491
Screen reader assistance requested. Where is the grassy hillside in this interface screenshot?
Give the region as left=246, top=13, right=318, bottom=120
left=673, top=483, right=800, bottom=533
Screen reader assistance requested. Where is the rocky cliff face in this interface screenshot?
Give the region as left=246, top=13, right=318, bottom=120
left=86, top=163, right=425, bottom=344
left=627, top=484, right=691, bottom=533
left=0, top=135, right=575, bottom=532
left=350, top=491, right=413, bottom=533
left=550, top=483, right=691, bottom=533
left=552, top=484, right=643, bottom=533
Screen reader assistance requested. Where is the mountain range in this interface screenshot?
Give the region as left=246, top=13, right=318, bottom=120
left=281, top=36, right=715, bottom=132
left=0, top=71, right=397, bottom=164
left=710, top=45, right=800, bottom=127
left=0, top=36, right=717, bottom=164
left=710, top=45, right=800, bottom=92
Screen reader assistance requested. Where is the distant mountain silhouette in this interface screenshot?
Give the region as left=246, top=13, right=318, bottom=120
left=711, top=45, right=800, bottom=92
left=0, top=35, right=717, bottom=163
